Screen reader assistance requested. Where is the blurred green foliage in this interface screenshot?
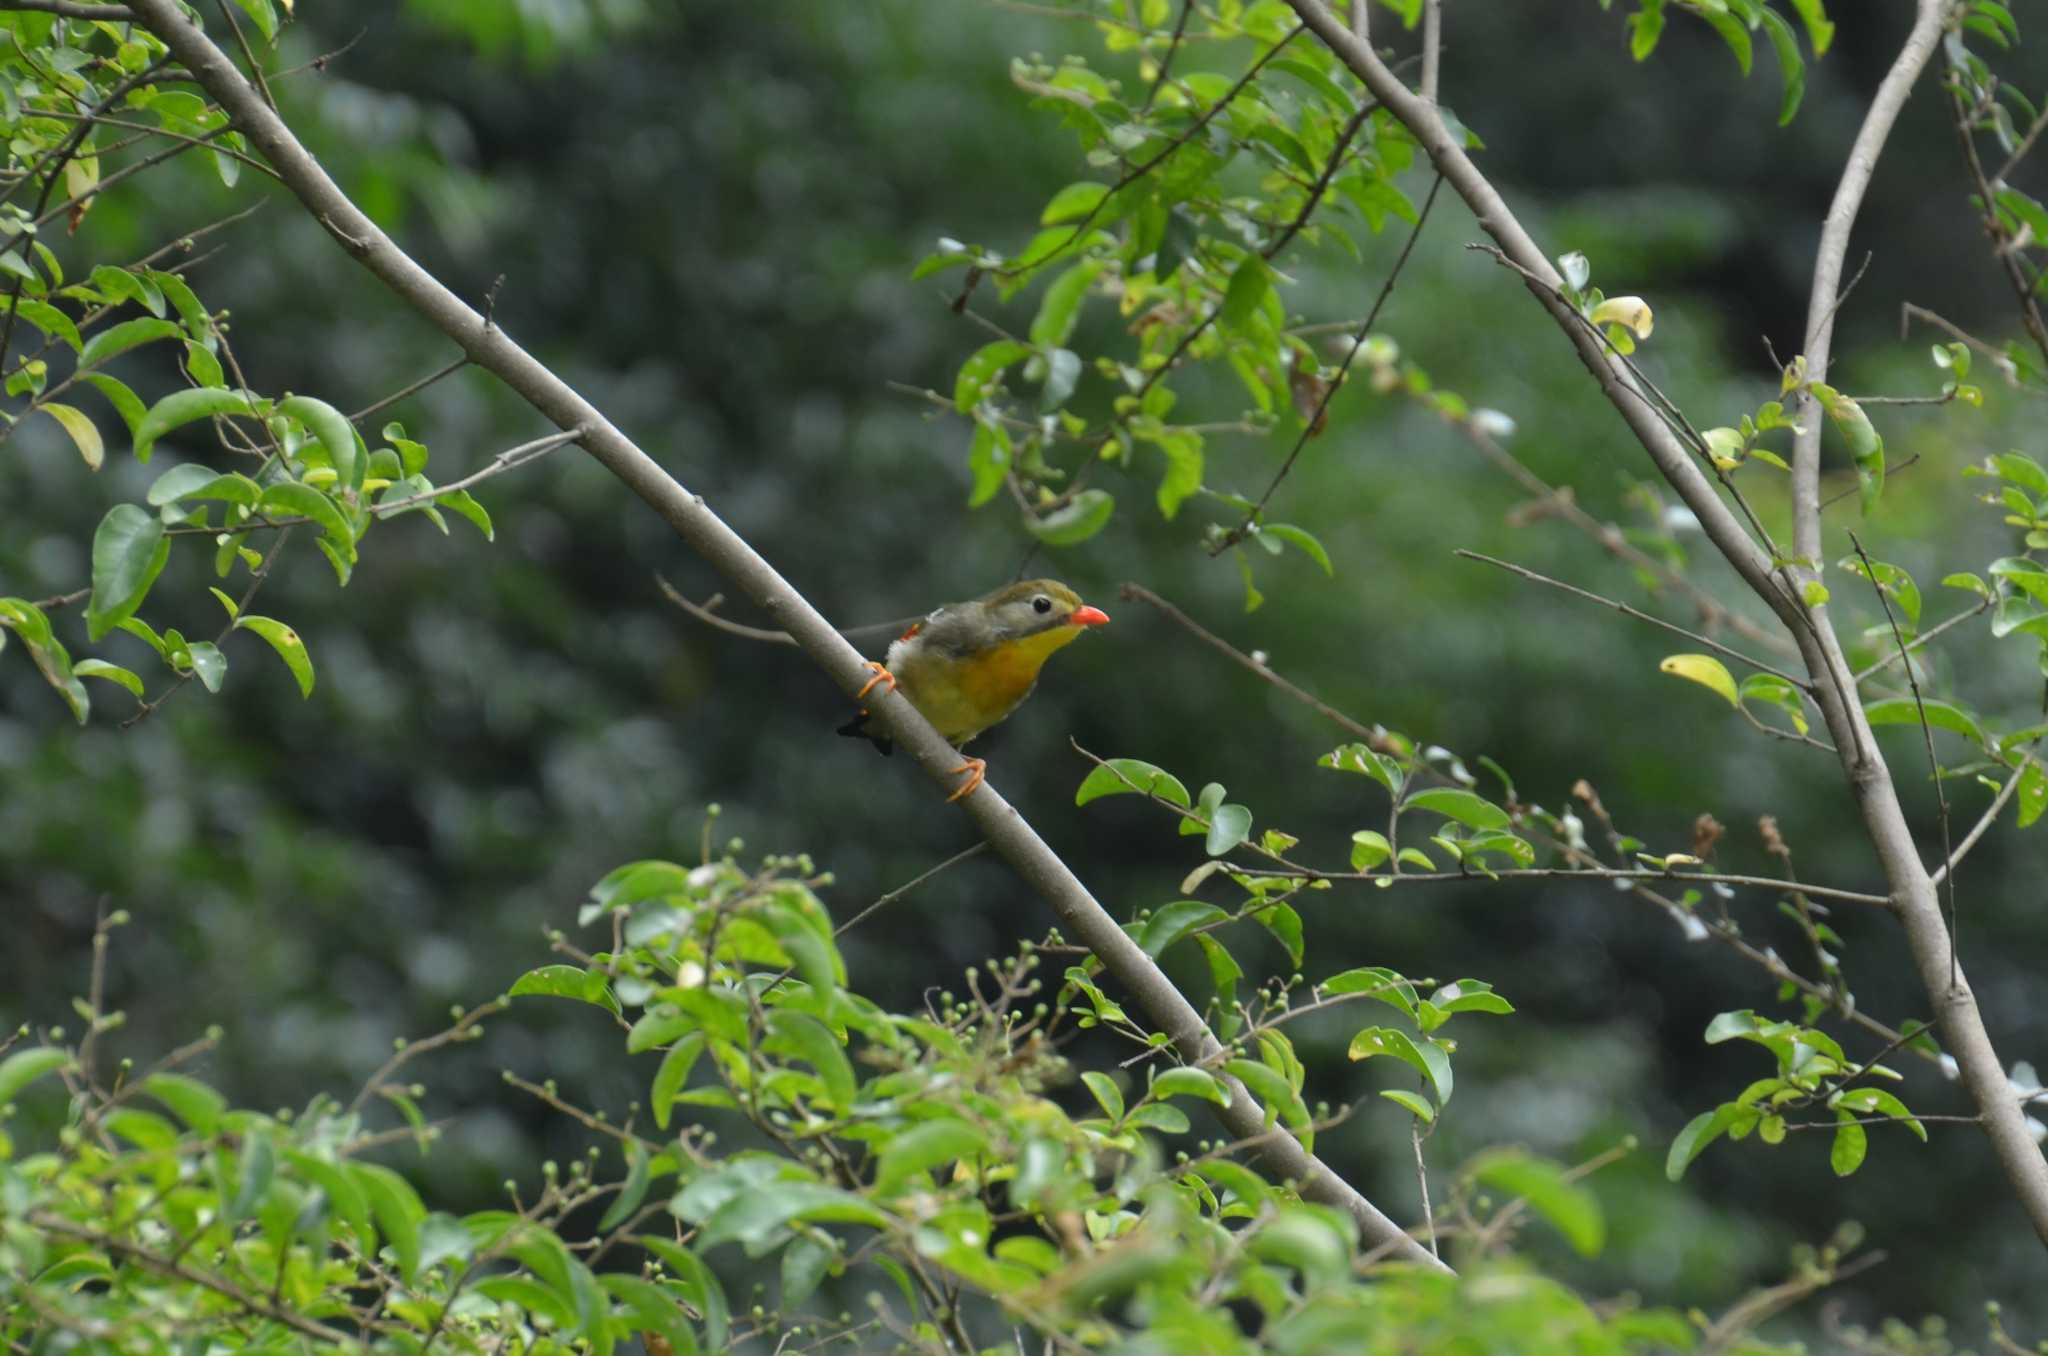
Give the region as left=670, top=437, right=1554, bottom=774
left=4, top=0, right=2048, bottom=1344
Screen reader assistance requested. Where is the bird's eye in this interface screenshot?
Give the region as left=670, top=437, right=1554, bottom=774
left=1032, top=595, right=1052, bottom=614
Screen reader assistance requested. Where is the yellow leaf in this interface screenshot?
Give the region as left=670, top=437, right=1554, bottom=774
left=39, top=402, right=103, bottom=471
left=1659, top=654, right=1738, bottom=707
left=1590, top=295, right=1654, bottom=340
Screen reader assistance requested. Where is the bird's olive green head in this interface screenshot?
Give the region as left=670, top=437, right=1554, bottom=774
left=972, top=579, right=1110, bottom=640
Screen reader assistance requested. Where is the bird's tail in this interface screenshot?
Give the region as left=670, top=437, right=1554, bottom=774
left=836, top=711, right=893, bottom=756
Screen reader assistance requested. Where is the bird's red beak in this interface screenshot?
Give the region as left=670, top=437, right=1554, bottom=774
left=1070, top=605, right=1110, bottom=627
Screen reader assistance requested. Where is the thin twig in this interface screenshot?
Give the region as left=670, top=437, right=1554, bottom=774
left=1215, top=172, right=1446, bottom=551
left=1931, top=749, right=2041, bottom=887
left=1849, top=531, right=1955, bottom=986
left=834, top=843, right=990, bottom=938
left=349, top=355, right=470, bottom=426
left=1457, top=550, right=1812, bottom=691
left=655, top=575, right=917, bottom=645
left=1849, top=593, right=1993, bottom=684
left=1218, top=861, right=1890, bottom=908
left=1138, top=0, right=1195, bottom=116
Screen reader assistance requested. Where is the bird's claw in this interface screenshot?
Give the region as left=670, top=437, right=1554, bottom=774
left=946, top=757, right=987, bottom=803
left=856, top=661, right=898, bottom=700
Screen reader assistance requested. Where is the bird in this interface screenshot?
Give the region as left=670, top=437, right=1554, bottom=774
left=838, top=579, right=1110, bottom=801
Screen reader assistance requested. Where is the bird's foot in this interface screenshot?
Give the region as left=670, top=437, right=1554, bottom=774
left=856, top=661, right=898, bottom=700
left=946, top=756, right=987, bottom=803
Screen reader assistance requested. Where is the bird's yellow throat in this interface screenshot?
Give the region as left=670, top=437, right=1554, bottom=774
left=949, top=623, right=1088, bottom=715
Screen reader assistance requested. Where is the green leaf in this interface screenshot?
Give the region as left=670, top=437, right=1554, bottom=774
left=86, top=504, right=169, bottom=641
left=1136, top=899, right=1226, bottom=957
left=73, top=658, right=143, bottom=698
left=1346, top=1026, right=1451, bottom=1103
left=1219, top=256, right=1271, bottom=329
left=1322, top=966, right=1418, bottom=1019
left=1078, top=759, right=1194, bottom=810
left=1318, top=742, right=1403, bottom=795
left=1666, top=1105, right=1740, bottom=1180
left=697, top=1180, right=889, bottom=1253
left=231, top=0, right=278, bottom=40
left=966, top=419, right=1009, bottom=508
left=1223, top=1058, right=1310, bottom=1135
left=1862, top=697, right=1986, bottom=748
left=1832, top=1086, right=1925, bottom=1142
left=1992, top=556, right=2048, bottom=606
left=762, top=1009, right=856, bottom=1115
left=437, top=488, right=494, bottom=541
left=1149, top=1066, right=1231, bottom=1108
left=78, top=316, right=182, bottom=371
left=234, top=614, right=314, bottom=697
left=1080, top=1070, right=1125, bottom=1122
left=1469, top=1150, right=1605, bottom=1256
left=258, top=480, right=357, bottom=556
left=1030, top=260, right=1101, bottom=349
left=509, top=963, right=620, bottom=1013
left=89, top=263, right=164, bottom=316
left=1659, top=653, right=1739, bottom=707
left=1260, top=523, right=1332, bottom=575
left=954, top=339, right=1032, bottom=413
left=2018, top=759, right=2047, bottom=830
left=146, top=462, right=224, bottom=505
left=1040, top=180, right=1109, bottom=225
left=352, top=1162, right=426, bottom=1280
left=1024, top=488, right=1114, bottom=546
left=83, top=373, right=147, bottom=437
left=185, top=640, right=225, bottom=693
left=1252, top=902, right=1304, bottom=967
left=141, top=1071, right=225, bottom=1133
left=1404, top=787, right=1510, bottom=830
left=1756, top=6, right=1807, bottom=124
left=133, top=386, right=256, bottom=463
left=39, top=401, right=103, bottom=470
left=1694, top=5, right=1751, bottom=74
left=634, top=1235, right=729, bottom=1349
left=1206, top=802, right=1252, bottom=855
left=1787, top=0, right=1834, bottom=55
left=650, top=1031, right=706, bottom=1131
left=9, top=298, right=81, bottom=351
left=1830, top=1114, right=1868, bottom=1176
left=1349, top=829, right=1391, bottom=870
left=279, top=394, right=362, bottom=494
left=1430, top=979, right=1515, bottom=1018
left=0, top=1047, right=71, bottom=1108
left=1379, top=1088, right=1435, bottom=1122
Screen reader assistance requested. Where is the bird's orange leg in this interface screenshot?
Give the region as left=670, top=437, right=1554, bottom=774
left=946, top=756, right=987, bottom=803
left=856, top=661, right=897, bottom=700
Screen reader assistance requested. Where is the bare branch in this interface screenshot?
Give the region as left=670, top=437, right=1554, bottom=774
left=1419, top=0, right=1441, bottom=104
left=0, top=0, right=131, bottom=17
left=1216, top=172, right=1445, bottom=551
left=1456, top=550, right=1812, bottom=691
left=1788, top=0, right=1946, bottom=567
left=1932, top=751, right=2041, bottom=888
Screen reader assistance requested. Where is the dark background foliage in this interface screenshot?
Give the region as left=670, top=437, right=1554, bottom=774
left=5, top=0, right=2044, bottom=1332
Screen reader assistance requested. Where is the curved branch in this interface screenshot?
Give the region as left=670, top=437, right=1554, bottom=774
left=124, top=0, right=1443, bottom=1271
left=1789, top=0, right=1948, bottom=565
left=1276, top=0, right=1799, bottom=633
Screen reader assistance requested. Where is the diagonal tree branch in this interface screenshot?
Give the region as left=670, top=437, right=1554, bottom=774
left=124, top=0, right=1443, bottom=1270
left=1789, top=0, right=1948, bottom=569
left=1278, top=0, right=2048, bottom=1248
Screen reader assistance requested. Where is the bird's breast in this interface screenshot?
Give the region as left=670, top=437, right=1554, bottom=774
left=891, top=627, right=1077, bottom=743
